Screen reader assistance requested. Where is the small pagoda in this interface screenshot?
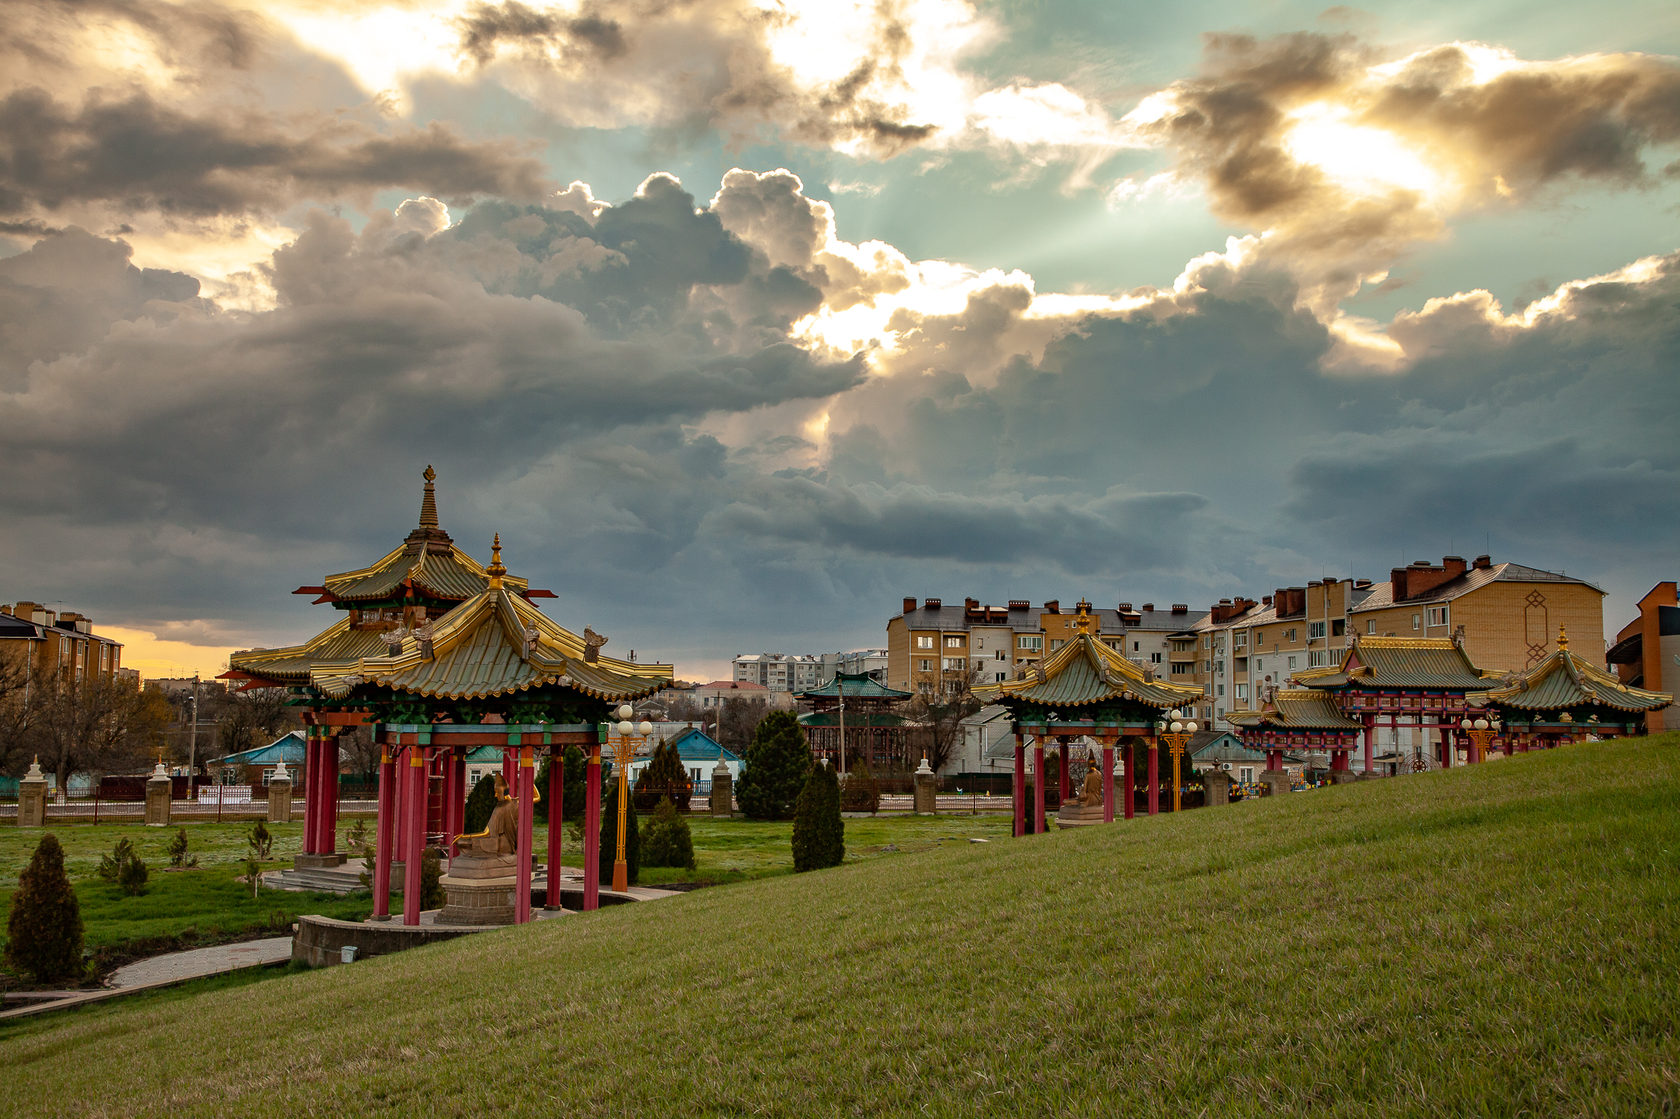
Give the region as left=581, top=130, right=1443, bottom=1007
left=1291, top=635, right=1500, bottom=773
left=797, top=671, right=913, bottom=769
left=1225, top=690, right=1364, bottom=788
left=1466, top=627, right=1672, bottom=753
left=973, top=600, right=1205, bottom=836
left=225, top=468, right=672, bottom=926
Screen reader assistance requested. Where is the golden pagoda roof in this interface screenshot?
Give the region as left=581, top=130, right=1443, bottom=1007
left=1468, top=628, right=1672, bottom=714
left=1226, top=690, right=1362, bottom=730
left=1293, top=636, right=1496, bottom=691
left=973, top=603, right=1204, bottom=710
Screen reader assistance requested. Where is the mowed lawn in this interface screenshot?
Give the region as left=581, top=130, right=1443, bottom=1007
left=2, top=736, right=1676, bottom=1117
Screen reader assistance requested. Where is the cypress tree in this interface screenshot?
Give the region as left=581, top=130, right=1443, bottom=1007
left=793, top=761, right=845, bottom=872
left=642, top=795, right=696, bottom=870
left=561, top=745, right=588, bottom=823
left=840, top=756, right=881, bottom=814
left=598, top=781, right=640, bottom=886
left=463, top=773, right=498, bottom=834
left=736, top=710, right=810, bottom=820
left=634, top=739, right=692, bottom=812
left=7, top=834, right=83, bottom=984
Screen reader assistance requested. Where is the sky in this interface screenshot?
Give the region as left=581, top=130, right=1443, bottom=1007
left=1, top=0, right=1677, bottom=683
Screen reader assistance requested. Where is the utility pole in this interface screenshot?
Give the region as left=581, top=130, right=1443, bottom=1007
left=187, top=674, right=199, bottom=793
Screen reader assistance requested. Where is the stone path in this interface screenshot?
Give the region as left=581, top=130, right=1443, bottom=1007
left=0, top=937, right=292, bottom=1023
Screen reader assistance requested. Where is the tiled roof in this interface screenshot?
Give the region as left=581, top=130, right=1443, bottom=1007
left=798, top=712, right=910, bottom=728
left=798, top=671, right=912, bottom=701
left=973, top=628, right=1204, bottom=709
left=1294, top=636, right=1495, bottom=691
left=226, top=617, right=393, bottom=683
left=1226, top=690, right=1363, bottom=730
left=1470, top=638, right=1672, bottom=714
left=1350, top=562, right=1602, bottom=613
left=322, top=541, right=527, bottom=603
left=218, top=731, right=306, bottom=767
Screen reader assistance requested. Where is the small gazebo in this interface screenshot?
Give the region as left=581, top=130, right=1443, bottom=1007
left=1225, top=690, right=1364, bottom=788
left=973, top=600, right=1204, bottom=836
left=797, top=671, right=913, bottom=770
left=1465, top=627, right=1672, bottom=754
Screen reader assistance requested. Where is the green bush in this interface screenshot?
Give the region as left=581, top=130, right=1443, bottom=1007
left=736, top=710, right=810, bottom=820
left=562, top=745, right=590, bottom=822
left=642, top=796, right=696, bottom=870
left=464, top=773, right=498, bottom=834
left=6, top=833, right=84, bottom=984
left=633, top=739, right=692, bottom=812
left=166, top=827, right=198, bottom=868
left=840, top=756, right=880, bottom=814
left=598, top=782, right=640, bottom=887
left=248, top=821, right=273, bottom=860
left=420, top=849, right=445, bottom=910
left=97, top=837, right=149, bottom=895
left=792, top=761, right=845, bottom=872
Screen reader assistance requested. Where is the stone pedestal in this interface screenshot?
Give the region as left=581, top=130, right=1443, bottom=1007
left=295, top=852, right=348, bottom=869
left=710, top=762, right=733, bottom=818
left=1054, top=803, right=1105, bottom=828
left=1203, top=769, right=1232, bottom=806
left=17, top=758, right=47, bottom=827
left=145, top=764, right=172, bottom=827
left=437, top=853, right=517, bottom=926
left=1329, top=769, right=1360, bottom=785
left=1259, top=769, right=1292, bottom=798
left=913, top=756, right=937, bottom=815
left=268, top=776, right=293, bottom=823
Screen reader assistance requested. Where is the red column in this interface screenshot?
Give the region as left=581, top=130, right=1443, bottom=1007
left=1101, top=743, right=1115, bottom=824
left=583, top=744, right=602, bottom=911
left=1058, top=738, right=1070, bottom=802
left=1147, top=739, right=1160, bottom=816
left=1363, top=716, right=1375, bottom=775
left=1012, top=735, right=1025, bottom=838
left=322, top=733, right=340, bottom=855
left=1123, top=741, right=1135, bottom=820
left=402, top=743, right=427, bottom=926
left=1440, top=722, right=1452, bottom=768
left=441, top=748, right=459, bottom=854
left=1032, top=739, right=1045, bottom=834
left=372, top=736, right=394, bottom=920
left=546, top=744, right=564, bottom=907
left=516, top=744, right=535, bottom=924
left=502, top=749, right=516, bottom=791
left=302, top=732, right=320, bottom=854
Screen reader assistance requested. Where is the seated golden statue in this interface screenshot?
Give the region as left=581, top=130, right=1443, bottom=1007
left=454, top=774, right=535, bottom=857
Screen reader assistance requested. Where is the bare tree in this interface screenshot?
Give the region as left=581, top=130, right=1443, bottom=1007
left=211, top=686, right=299, bottom=758
left=29, top=674, right=151, bottom=793
left=715, top=697, right=768, bottom=753
left=905, top=663, right=986, bottom=773
left=0, top=655, right=39, bottom=776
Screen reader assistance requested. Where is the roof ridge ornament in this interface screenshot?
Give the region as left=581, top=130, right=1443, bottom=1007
left=486, top=533, right=507, bottom=587
left=419, top=465, right=439, bottom=529
left=1556, top=624, right=1569, bottom=651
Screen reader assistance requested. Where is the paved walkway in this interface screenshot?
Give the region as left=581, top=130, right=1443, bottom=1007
left=0, top=937, right=293, bottom=1023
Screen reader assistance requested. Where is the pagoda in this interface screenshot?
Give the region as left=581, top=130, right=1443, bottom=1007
left=796, top=671, right=914, bottom=770
left=1225, top=689, right=1364, bottom=788
left=225, top=468, right=672, bottom=925
left=1465, top=627, right=1672, bottom=753
left=973, top=600, right=1205, bottom=836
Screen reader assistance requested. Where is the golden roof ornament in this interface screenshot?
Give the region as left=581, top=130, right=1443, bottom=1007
left=486, top=533, right=506, bottom=587
left=419, top=465, right=439, bottom=529
left=1557, top=625, right=1569, bottom=651
left=1075, top=600, right=1094, bottom=633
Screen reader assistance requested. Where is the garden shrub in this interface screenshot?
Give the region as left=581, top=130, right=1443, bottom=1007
left=420, top=849, right=445, bottom=910
left=97, top=837, right=149, bottom=895
left=464, top=773, right=498, bottom=834
left=166, top=827, right=198, bottom=868
left=641, top=795, right=696, bottom=870
left=633, top=740, right=692, bottom=812
left=248, top=821, right=273, bottom=860
left=840, top=756, right=881, bottom=814
left=792, top=761, right=845, bottom=872
left=736, top=710, right=810, bottom=820
left=597, top=782, right=640, bottom=886
left=6, top=834, right=83, bottom=983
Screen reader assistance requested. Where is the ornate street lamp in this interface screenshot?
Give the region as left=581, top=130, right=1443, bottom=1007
left=1155, top=709, right=1198, bottom=812
left=1458, top=714, right=1501, bottom=764
left=605, top=704, right=653, bottom=892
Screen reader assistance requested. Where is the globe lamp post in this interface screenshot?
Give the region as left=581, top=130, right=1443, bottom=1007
left=606, top=704, right=653, bottom=892
left=1155, top=709, right=1198, bottom=812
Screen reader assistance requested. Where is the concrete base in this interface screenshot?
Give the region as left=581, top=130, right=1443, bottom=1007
left=292, top=915, right=484, bottom=968
left=145, top=780, right=171, bottom=827
left=1203, top=770, right=1232, bottom=806
left=913, top=774, right=938, bottom=815
left=436, top=853, right=519, bottom=926
left=1055, top=803, right=1106, bottom=828
left=1329, top=769, right=1360, bottom=785
left=267, top=780, right=293, bottom=823
left=294, top=852, right=349, bottom=869
left=1259, top=770, right=1292, bottom=797
left=710, top=773, right=733, bottom=817
left=17, top=783, right=47, bottom=827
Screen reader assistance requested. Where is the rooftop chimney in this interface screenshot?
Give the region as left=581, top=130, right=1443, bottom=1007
left=1171, top=603, right=1189, bottom=614
left=924, top=598, right=942, bottom=610
left=1008, top=600, right=1030, bottom=611
left=1043, top=600, right=1059, bottom=613
left=903, top=597, right=917, bottom=615
left=1141, top=603, right=1154, bottom=612
left=1473, top=554, right=1492, bottom=569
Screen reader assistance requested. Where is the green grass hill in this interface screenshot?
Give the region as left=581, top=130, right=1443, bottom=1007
left=4, top=735, right=1677, bottom=1117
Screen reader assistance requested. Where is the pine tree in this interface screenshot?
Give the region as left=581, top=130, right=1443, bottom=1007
left=597, top=781, right=640, bottom=886
left=7, top=833, right=83, bottom=984
left=840, top=756, right=881, bottom=814
left=464, top=773, right=498, bottom=834
left=642, top=795, right=696, bottom=870
left=634, top=739, right=692, bottom=812
left=736, top=710, right=810, bottom=820
left=561, top=745, right=588, bottom=822
left=792, top=760, right=845, bottom=872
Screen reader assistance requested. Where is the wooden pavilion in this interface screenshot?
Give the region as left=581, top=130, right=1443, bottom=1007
left=1465, top=627, right=1671, bottom=754
left=1288, top=635, right=1499, bottom=773
left=797, top=671, right=914, bottom=769
left=224, top=468, right=671, bottom=925
left=972, top=601, right=1204, bottom=836
left=1224, top=690, right=1364, bottom=787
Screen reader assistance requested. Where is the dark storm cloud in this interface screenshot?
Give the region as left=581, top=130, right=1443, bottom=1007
left=458, top=1, right=628, bottom=63
left=0, top=87, right=553, bottom=217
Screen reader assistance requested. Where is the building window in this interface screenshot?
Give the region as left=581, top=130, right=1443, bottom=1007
left=918, top=659, right=932, bottom=672
left=1428, top=606, right=1448, bottom=627
left=1240, top=767, right=1254, bottom=783
left=1367, top=619, right=1376, bottom=634
left=1235, top=683, right=1248, bottom=701
left=1216, top=683, right=1224, bottom=697
left=946, top=635, right=964, bottom=648
left=1050, top=640, right=1065, bottom=651
left=1412, top=614, right=1421, bottom=631
left=1233, top=633, right=1247, bottom=651
left=1150, top=652, right=1162, bottom=664
left=916, top=635, right=933, bottom=649
left=1308, top=621, right=1325, bottom=640
left=1286, top=628, right=1296, bottom=641
left=996, top=650, right=1008, bottom=661
left=1133, top=641, right=1140, bottom=652
left=1254, top=658, right=1262, bottom=672
left=1287, top=656, right=1297, bottom=670
left=1332, top=619, right=1346, bottom=637
left=1017, top=635, right=1042, bottom=651
left=1253, top=629, right=1264, bottom=645
left=943, top=657, right=966, bottom=671
left=1308, top=649, right=1330, bottom=668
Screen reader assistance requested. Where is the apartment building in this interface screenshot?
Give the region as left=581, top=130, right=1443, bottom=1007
left=732, top=649, right=889, bottom=693
left=1190, top=578, right=1361, bottom=727
left=1606, top=581, right=1678, bottom=732
left=0, top=602, right=125, bottom=685
left=886, top=596, right=1208, bottom=697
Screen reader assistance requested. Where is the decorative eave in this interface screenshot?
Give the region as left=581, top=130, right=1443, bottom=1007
left=1293, top=635, right=1496, bottom=692
left=973, top=603, right=1204, bottom=710
left=1226, top=690, right=1363, bottom=731
left=797, top=671, right=912, bottom=702
left=1468, top=628, right=1672, bottom=714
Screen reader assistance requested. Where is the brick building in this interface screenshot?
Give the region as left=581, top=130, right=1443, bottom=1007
left=1607, top=582, right=1680, bottom=732
left=0, top=602, right=125, bottom=685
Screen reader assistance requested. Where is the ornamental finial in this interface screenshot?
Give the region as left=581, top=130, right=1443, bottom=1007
left=1075, top=599, right=1094, bottom=633
left=419, top=465, right=439, bottom=529
left=487, top=533, right=506, bottom=585
left=1557, top=625, right=1568, bottom=651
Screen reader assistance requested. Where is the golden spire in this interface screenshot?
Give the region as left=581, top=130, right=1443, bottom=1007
left=1075, top=599, right=1094, bottom=633
left=419, top=465, right=439, bottom=529
left=1557, top=625, right=1569, bottom=651
left=487, top=533, right=506, bottom=587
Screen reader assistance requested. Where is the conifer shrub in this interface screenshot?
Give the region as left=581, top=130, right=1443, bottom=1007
left=641, top=795, right=696, bottom=870
left=248, top=821, right=273, bottom=860
left=6, top=833, right=84, bottom=983
left=464, top=773, right=498, bottom=834
left=597, top=782, right=640, bottom=886
left=736, top=710, right=811, bottom=820
left=633, top=739, right=692, bottom=812
left=840, top=756, right=881, bottom=814
left=420, top=848, right=445, bottom=909
left=166, top=827, right=198, bottom=868
left=97, top=837, right=149, bottom=895
left=792, top=760, right=845, bottom=872
left=561, top=745, right=588, bottom=822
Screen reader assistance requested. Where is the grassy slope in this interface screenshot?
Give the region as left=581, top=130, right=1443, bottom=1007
left=2, top=737, right=1676, bottom=1118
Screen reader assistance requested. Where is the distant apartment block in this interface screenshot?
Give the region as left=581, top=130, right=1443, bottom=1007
left=0, top=601, right=125, bottom=684
left=732, top=649, right=888, bottom=693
